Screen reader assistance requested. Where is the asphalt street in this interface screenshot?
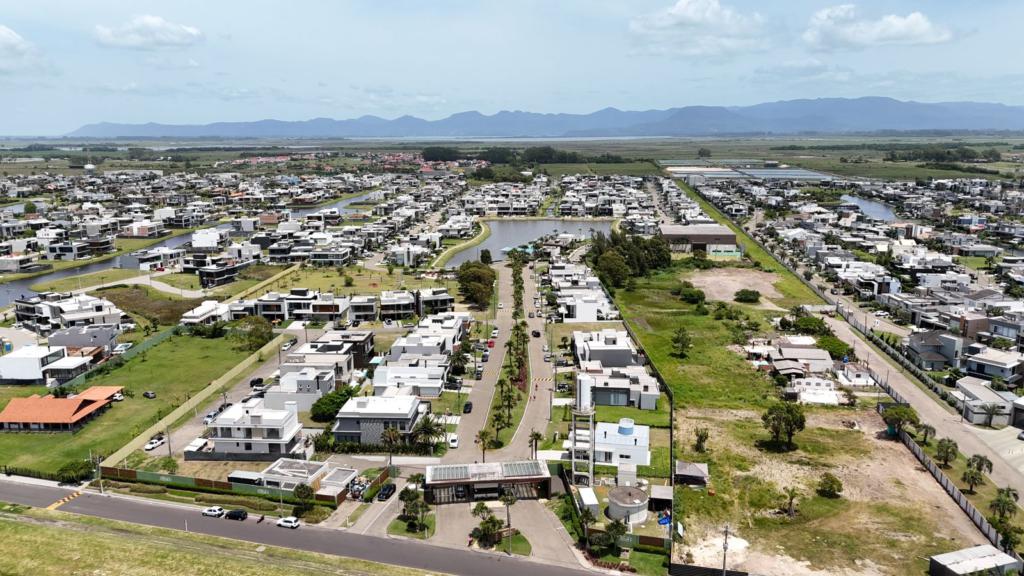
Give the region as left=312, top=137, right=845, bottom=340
left=0, top=479, right=591, bottom=576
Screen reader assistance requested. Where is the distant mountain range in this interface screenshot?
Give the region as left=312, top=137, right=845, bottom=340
left=67, top=97, right=1024, bottom=139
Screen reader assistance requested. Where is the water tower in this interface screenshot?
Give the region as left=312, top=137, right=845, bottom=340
left=570, top=373, right=595, bottom=486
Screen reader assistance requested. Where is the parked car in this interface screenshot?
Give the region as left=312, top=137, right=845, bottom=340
left=498, top=303, right=504, bottom=309
left=377, top=483, right=397, bottom=501
left=142, top=391, right=156, bottom=399
left=351, top=320, right=361, bottom=328
left=225, top=509, right=248, bottom=521
left=531, top=330, right=541, bottom=338
left=144, top=436, right=166, bottom=451
left=249, top=377, right=264, bottom=388
left=111, top=392, right=124, bottom=402
left=448, top=434, right=459, bottom=449
left=463, top=401, right=473, bottom=414
left=202, top=506, right=225, bottom=517
left=542, top=344, right=549, bottom=353
left=112, top=343, right=133, bottom=355
left=276, top=516, right=300, bottom=529
left=528, top=312, right=535, bottom=318
left=487, top=340, right=495, bottom=348
left=202, top=411, right=218, bottom=425
left=481, top=351, right=490, bottom=362
left=490, top=329, right=499, bottom=339
left=1017, top=430, right=1024, bottom=441
left=281, top=340, right=295, bottom=352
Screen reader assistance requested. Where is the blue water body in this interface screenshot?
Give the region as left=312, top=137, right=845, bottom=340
left=840, top=194, right=896, bottom=222
left=445, top=219, right=613, bottom=268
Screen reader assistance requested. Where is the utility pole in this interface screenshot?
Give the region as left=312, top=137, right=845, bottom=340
left=166, top=427, right=172, bottom=458
left=722, top=524, right=730, bottom=576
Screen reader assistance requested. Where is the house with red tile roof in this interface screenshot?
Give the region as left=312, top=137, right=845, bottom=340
left=0, top=385, right=123, bottom=432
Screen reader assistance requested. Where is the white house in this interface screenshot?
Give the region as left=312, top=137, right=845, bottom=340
left=263, top=368, right=336, bottom=412
left=207, top=399, right=304, bottom=457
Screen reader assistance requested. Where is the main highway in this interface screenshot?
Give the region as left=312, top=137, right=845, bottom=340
left=0, top=479, right=591, bottom=576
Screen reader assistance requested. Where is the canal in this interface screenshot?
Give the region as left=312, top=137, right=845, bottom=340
left=840, top=194, right=897, bottom=222
left=445, top=218, right=614, bottom=267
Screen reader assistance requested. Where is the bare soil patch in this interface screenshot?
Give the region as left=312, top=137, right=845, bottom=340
left=685, top=268, right=785, bottom=310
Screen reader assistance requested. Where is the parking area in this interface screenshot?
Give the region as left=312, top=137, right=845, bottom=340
left=974, top=425, right=1024, bottom=472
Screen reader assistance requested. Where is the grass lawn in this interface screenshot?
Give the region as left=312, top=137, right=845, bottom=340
left=0, top=335, right=248, bottom=473
left=29, top=268, right=143, bottom=292
left=432, top=391, right=467, bottom=417
left=386, top=513, right=436, bottom=539
left=677, top=180, right=821, bottom=309
left=92, top=285, right=204, bottom=326
left=0, top=506, right=428, bottom=576
left=615, top=271, right=777, bottom=409
left=955, top=256, right=994, bottom=271
left=496, top=532, right=532, bottom=556
left=158, top=273, right=202, bottom=291
left=627, top=550, right=669, bottom=576
left=265, top=265, right=450, bottom=296
left=486, top=381, right=527, bottom=447
left=595, top=397, right=670, bottom=428
left=0, top=385, right=49, bottom=411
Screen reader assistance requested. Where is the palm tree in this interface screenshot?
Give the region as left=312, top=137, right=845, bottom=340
left=969, top=454, right=994, bottom=474
left=499, top=489, right=517, bottom=555
left=991, top=491, right=1019, bottom=521
left=579, top=506, right=596, bottom=548
left=982, top=403, right=1002, bottom=427
left=962, top=467, right=985, bottom=494
left=529, top=429, right=544, bottom=459
left=412, top=416, right=445, bottom=455
left=915, top=423, right=936, bottom=446
left=936, top=437, right=958, bottom=468
left=783, top=486, right=800, bottom=517
left=475, top=429, right=493, bottom=463
left=998, top=486, right=1020, bottom=503
left=381, top=427, right=402, bottom=467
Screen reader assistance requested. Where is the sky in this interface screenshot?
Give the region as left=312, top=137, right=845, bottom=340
left=0, top=0, right=1022, bottom=135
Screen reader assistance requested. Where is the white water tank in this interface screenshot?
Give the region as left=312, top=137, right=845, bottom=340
left=607, top=485, right=649, bottom=525
left=576, top=374, right=592, bottom=411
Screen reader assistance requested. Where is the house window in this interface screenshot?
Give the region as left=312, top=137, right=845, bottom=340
left=244, top=442, right=252, bottom=451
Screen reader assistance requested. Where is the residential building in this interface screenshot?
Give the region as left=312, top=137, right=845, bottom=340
left=207, top=399, right=304, bottom=458
left=332, top=395, right=428, bottom=445
left=573, top=329, right=639, bottom=367
left=0, top=386, right=123, bottom=431
left=0, top=346, right=91, bottom=385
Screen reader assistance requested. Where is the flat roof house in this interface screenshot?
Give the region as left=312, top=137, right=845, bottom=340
left=659, top=223, right=738, bottom=256
left=206, top=399, right=304, bottom=460
left=0, top=345, right=91, bottom=386
left=332, top=395, right=427, bottom=445
left=964, top=343, right=1024, bottom=387
left=573, top=329, right=638, bottom=368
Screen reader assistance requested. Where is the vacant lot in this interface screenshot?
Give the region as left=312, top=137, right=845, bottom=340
left=685, top=268, right=785, bottom=310
left=267, top=265, right=449, bottom=296
left=0, top=507, right=427, bottom=576
left=92, top=285, right=204, bottom=326
left=676, top=409, right=986, bottom=575
left=29, top=268, right=143, bottom=293
left=0, top=335, right=247, bottom=473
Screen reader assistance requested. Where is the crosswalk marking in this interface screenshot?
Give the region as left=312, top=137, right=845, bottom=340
left=46, top=490, right=82, bottom=510
left=532, top=377, right=553, bottom=384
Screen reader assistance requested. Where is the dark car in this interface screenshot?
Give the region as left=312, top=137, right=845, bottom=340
left=142, top=391, right=156, bottom=399
left=225, top=509, right=248, bottom=521
left=377, top=483, right=397, bottom=501
left=454, top=485, right=468, bottom=499
left=462, top=401, right=473, bottom=414
left=531, top=330, right=541, bottom=338
left=249, top=377, right=264, bottom=388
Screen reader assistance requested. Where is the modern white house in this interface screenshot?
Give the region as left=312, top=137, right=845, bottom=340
left=0, top=345, right=91, bottom=386
left=576, top=363, right=659, bottom=410
left=263, top=367, right=336, bottom=412
left=573, top=329, right=639, bottom=368
left=179, top=300, right=232, bottom=325
left=207, top=399, right=304, bottom=459
left=14, top=293, right=124, bottom=335
left=955, top=376, right=1014, bottom=427
left=564, top=418, right=650, bottom=467
left=332, top=395, right=428, bottom=445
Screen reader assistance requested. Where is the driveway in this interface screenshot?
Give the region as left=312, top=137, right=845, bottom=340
left=975, top=427, right=1024, bottom=472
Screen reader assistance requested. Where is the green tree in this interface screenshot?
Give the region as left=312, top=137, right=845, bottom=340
left=936, top=437, right=958, bottom=468
left=671, top=327, right=691, bottom=358
left=230, top=316, right=274, bottom=351
left=783, top=486, right=800, bottom=517
left=412, top=416, right=445, bottom=455
left=480, top=249, right=492, bottom=265
left=293, top=482, right=314, bottom=512
left=990, top=488, right=1020, bottom=522
left=761, top=402, right=806, bottom=448
left=381, top=427, right=402, bottom=467
left=595, top=249, right=631, bottom=288
left=817, top=472, right=843, bottom=498
left=915, top=422, right=936, bottom=445
left=697, top=147, right=711, bottom=159
left=962, top=467, right=985, bottom=494
left=981, top=403, right=1002, bottom=427
left=475, top=429, right=493, bottom=463
left=529, top=429, right=544, bottom=459
left=734, top=289, right=761, bottom=303
left=604, top=519, right=628, bottom=554
left=499, top=489, right=517, bottom=554
left=882, top=405, right=919, bottom=435
left=693, top=427, right=710, bottom=453
left=310, top=389, right=355, bottom=422
left=579, top=506, right=596, bottom=547
left=343, top=275, right=354, bottom=287
left=969, top=454, right=994, bottom=474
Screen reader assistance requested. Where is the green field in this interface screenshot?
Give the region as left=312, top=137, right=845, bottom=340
left=29, top=268, right=143, bottom=293
left=157, top=273, right=202, bottom=290
left=387, top=513, right=436, bottom=539
left=265, top=265, right=451, bottom=296
left=0, top=335, right=248, bottom=473
left=0, top=506, right=426, bottom=576
left=92, top=285, right=203, bottom=326
left=541, top=161, right=663, bottom=178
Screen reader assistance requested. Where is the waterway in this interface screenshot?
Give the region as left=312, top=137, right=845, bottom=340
left=290, top=190, right=379, bottom=218
left=840, top=194, right=897, bottom=222
left=445, top=218, right=614, bottom=267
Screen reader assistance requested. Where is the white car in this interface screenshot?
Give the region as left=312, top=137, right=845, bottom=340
left=448, top=434, right=459, bottom=449
left=202, top=506, right=225, bottom=517
left=490, top=329, right=499, bottom=339
left=111, top=392, right=125, bottom=401
left=281, top=340, right=295, bottom=352
left=276, top=516, right=300, bottom=529
left=498, top=303, right=504, bottom=309
left=144, top=437, right=166, bottom=451
left=112, top=343, right=133, bottom=355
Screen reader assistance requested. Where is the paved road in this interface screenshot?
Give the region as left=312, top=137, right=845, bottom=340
left=0, top=479, right=591, bottom=576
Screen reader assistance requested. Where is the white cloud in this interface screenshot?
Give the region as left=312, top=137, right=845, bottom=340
left=754, top=58, right=854, bottom=83
left=630, top=0, right=763, bottom=57
left=0, top=24, right=35, bottom=74
left=803, top=4, right=952, bottom=51
left=95, top=15, right=203, bottom=50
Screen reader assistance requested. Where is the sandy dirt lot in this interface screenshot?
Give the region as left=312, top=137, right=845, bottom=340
left=677, top=408, right=988, bottom=575
left=685, top=268, right=785, bottom=310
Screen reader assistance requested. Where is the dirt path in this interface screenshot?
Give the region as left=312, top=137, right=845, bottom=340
left=685, top=268, right=785, bottom=311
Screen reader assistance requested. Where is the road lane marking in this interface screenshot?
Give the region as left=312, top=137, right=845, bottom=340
left=46, top=490, right=82, bottom=510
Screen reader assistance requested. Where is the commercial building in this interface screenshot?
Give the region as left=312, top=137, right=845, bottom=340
left=424, top=460, right=552, bottom=504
